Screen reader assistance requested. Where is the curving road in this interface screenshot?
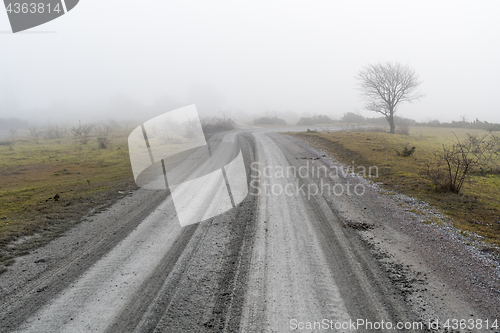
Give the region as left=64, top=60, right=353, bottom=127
left=1, top=127, right=498, bottom=332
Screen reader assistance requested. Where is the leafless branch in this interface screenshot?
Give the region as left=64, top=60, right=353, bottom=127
left=356, top=62, right=423, bottom=133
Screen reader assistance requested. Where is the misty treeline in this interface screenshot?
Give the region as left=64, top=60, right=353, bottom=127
left=296, top=115, right=334, bottom=126
left=200, top=116, right=234, bottom=133
left=253, top=116, right=287, bottom=126
left=2, top=116, right=234, bottom=145
left=0, top=118, right=30, bottom=130
left=416, top=118, right=500, bottom=131
left=250, top=111, right=500, bottom=132
left=0, top=119, right=128, bottom=149
left=253, top=114, right=334, bottom=126
left=339, top=112, right=500, bottom=131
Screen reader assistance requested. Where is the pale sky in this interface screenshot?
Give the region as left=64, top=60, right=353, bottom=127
left=1, top=0, right=499, bottom=123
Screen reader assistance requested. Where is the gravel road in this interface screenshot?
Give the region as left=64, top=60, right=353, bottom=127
left=0, top=127, right=498, bottom=332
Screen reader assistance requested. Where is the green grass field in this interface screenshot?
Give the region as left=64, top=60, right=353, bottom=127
left=288, top=127, right=500, bottom=249
left=0, top=130, right=137, bottom=271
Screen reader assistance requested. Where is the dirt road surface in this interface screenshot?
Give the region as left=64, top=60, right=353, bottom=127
left=1, top=127, right=499, bottom=332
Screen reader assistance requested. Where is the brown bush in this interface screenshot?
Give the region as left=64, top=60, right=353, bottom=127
left=422, top=132, right=499, bottom=193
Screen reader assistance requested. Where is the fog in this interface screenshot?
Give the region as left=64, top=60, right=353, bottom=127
left=1, top=0, right=499, bottom=124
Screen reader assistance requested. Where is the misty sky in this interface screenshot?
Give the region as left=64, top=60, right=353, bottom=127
left=1, top=1, right=499, bottom=123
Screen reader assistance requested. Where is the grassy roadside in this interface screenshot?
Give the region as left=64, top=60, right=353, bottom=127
left=0, top=130, right=137, bottom=273
left=287, top=127, right=500, bottom=249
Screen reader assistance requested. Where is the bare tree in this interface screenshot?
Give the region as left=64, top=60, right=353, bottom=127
left=106, top=119, right=120, bottom=130
left=8, top=127, right=17, bottom=150
left=95, top=123, right=112, bottom=137
left=184, top=119, right=201, bottom=139
left=71, top=121, right=94, bottom=144
left=356, top=62, right=423, bottom=133
left=97, top=136, right=111, bottom=149
left=466, top=132, right=500, bottom=172
left=44, top=124, right=65, bottom=139
left=423, top=136, right=479, bottom=193
left=9, top=127, right=18, bottom=139
left=27, top=125, right=39, bottom=140
left=422, top=132, right=499, bottom=193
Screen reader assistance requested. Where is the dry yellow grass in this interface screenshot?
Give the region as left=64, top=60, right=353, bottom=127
left=288, top=127, right=500, bottom=248
left=0, top=130, right=137, bottom=269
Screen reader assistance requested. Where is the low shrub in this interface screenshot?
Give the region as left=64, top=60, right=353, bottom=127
left=201, top=117, right=235, bottom=133
left=253, top=116, right=287, bottom=126
left=396, top=146, right=416, bottom=157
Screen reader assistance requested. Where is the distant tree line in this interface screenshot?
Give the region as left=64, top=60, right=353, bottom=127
left=415, top=118, right=500, bottom=131
left=201, top=116, right=234, bottom=133
left=0, top=118, right=29, bottom=130
left=340, top=112, right=367, bottom=123
left=296, top=115, right=334, bottom=126
left=338, top=112, right=500, bottom=131
left=253, top=116, right=287, bottom=126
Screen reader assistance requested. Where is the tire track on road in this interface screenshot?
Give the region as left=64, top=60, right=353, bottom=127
left=239, top=132, right=416, bottom=332
left=0, top=190, right=169, bottom=333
